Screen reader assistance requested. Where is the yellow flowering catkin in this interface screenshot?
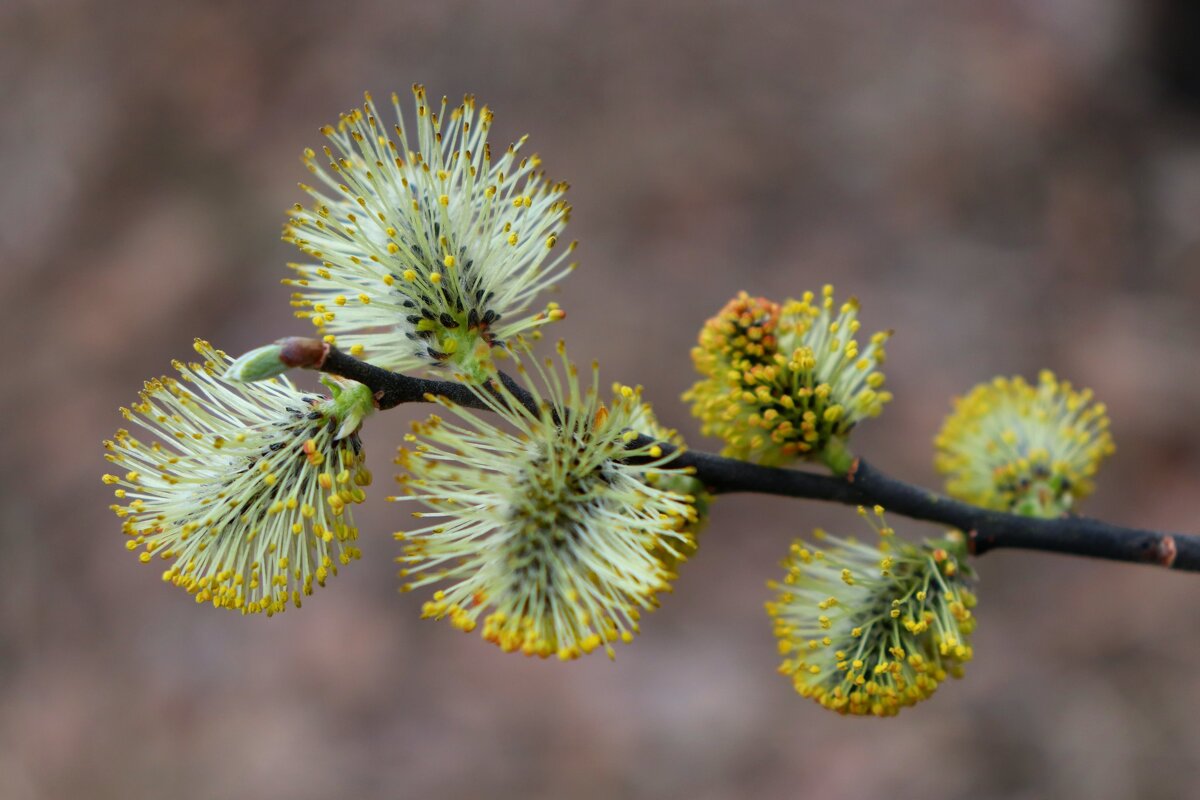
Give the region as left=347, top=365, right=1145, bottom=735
left=935, top=371, right=1114, bottom=516
left=102, top=340, right=371, bottom=615
left=766, top=507, right=976, bottom=716
left=393, top=341, right=700, bottom=660
left=685, top=286, right=891, bottom=469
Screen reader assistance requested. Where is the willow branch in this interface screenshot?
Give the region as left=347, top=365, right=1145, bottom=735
left=282, top=338, right=1200, bottom=572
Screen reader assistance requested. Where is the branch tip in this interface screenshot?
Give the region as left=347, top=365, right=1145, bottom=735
left=278, top=337, right=330, bottom=370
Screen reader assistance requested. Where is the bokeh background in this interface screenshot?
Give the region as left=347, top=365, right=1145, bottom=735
left=4, top=1, right=1200, bottom=798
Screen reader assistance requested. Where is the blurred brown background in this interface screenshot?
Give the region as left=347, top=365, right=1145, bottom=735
left=4, top=1, right=1200, bottom=798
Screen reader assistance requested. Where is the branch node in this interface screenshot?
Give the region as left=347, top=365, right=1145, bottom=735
left=845, top=457, right=861, bottom=484
left=1154, top=535, right=1178, bottom=567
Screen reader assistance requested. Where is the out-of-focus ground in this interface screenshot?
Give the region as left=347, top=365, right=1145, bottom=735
left=3, top=1, right=1200, bottom=798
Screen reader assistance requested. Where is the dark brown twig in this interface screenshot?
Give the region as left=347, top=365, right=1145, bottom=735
left=288, top=338, right=1200, bottom=573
